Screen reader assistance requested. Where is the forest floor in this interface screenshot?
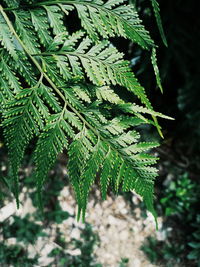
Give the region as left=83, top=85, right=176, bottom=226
left=0, top=181, right=164, bottom=267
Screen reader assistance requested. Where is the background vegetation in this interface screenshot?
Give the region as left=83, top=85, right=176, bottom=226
left=136, top=0, right=200, bottom=266
left=0, top=0, right=199, bottom=266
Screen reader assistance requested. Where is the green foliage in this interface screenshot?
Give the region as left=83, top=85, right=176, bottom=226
left=0, top=243, right=38, bottom=267
left=141, top=170, right=200, bottom=266
left=2, top=215, right=46, bottom=243
left=187, top=215, right=200, bottom=265
left=119, top=258, right=129, bottom=267
left=150, top=0, right=167, bottom=47
left=0, top=0, right=169, bottom=221
left=160, top=173, right=197, bottom=217
left=49, top=223, right=102, bottom=267
left=141, top=236, right=185, bottom=265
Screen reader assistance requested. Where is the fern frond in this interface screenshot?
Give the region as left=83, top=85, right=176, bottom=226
left=100, top=146, right=114, bottom=200
left=41, top=56, right=66, bottom=87
left=2, top=97, right=40, bottom=205
left=0, top=0, right=170, bottom=223
left=79, top=139, right=106, bottom=219
left=37, top=37, right=154, bottom=108
left=0, top=76, right=14, bottom=108
left=38, top=84, right=62, bottom=113
left=68, top=130, right=95, bottom=219
left=13, top=10, right=40, bottom=54
left=2, top=0, right=19, bottom=8
left=150, top=0, right=168, bottom=47
left=56, top=0, right=155, bottom=49
left=74, top=85, right=91, bottom=103
left=118, top=102, right=173, bottom=120
left=96, top=86, right=122, bottom=104
left=0, top=55, right=21, bottom=94
left=1, top=82, right=62, bottom=203
left=34, top=111, right=69, bottom=206
left=30, top=8, right=53, bottom=48
left=10, top=51, right=37, bottom=86
left=151, top=48, right=163, bottom=93
left=0, top=13, right=18, bottom=59
left=43, top=5, right=66, bottom=35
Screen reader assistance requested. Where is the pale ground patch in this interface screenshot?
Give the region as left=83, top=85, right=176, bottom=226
left=0, top=185, right=163, bottom=267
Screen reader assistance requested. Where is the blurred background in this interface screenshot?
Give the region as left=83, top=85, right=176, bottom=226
left=0, top=0, right=199, bottom=266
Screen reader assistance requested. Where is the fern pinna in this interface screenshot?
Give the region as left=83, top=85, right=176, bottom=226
left=0, top=0, right=171, bottom=223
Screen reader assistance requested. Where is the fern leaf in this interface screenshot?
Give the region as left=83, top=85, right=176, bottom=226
left=30, top=8, right=53, bottom=47
left=2, top=101, right=40, bottom=205
left=118, top=103, right=173, bottom=120
left=100, top=147, right=114, bottom=200
left=13, top=10, right=40, bottom=54
left=150, top=0, right=168, bottom=47
left=0, top=56, right=21, bottom=94
left=75, top=4, right=99, bottom=41
left=151, top=48, right=163, bottom=93
left=80, top=139, right=106, bottom=220
left=47, top=32, right=68, bottom=52
left=74, top=85, right=91, bottom=103
left=34, top=113, right=69, bottom=206
left=41, top=56, right=66, bottom=87
left=63, top=87, right=85, bottom=111
left=58, top=0, right=154, bottom=49
left=2, top=0, right=19, bottom=8
left=38, top=84, right=62, bottom=113
left=44, top=5, right=66, bottom=35
left=39, top=38, right=154, bottom=108
left=96, top=86, right=122, bottom=104
left=54, top=54, right=73, bottom=81
left=11, top=52, right=37, bottom=86
left=121, top=141, right=159, bottom=155
left=0, top=13, right=18, bottom=60
left=0, top=75, right=15, bottom=108
left=62, top=30, right=85, bottom=51
left=104, top=0, right=126, bottom=9
left=68, top=133, right=91, bottom=219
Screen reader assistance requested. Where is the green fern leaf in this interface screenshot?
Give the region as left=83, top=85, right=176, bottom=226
left=30, top=8, right=53, bottom=47
left=0, top=13, right=18, bottom=59
left=13, top=10, right=40, bottom=54
left=11, top=51, right=37, bottom=86
left=0, top=56, right=21, bottom=94
left=34, top=112, right=69, bottom=207
left=44, top=5, right=66, bottom=35
left=2, top=100, right=40, bottom=206
left=151, top=48, right=163, bottom=93
left=80, top=139, right=106, bottom=220
left=58, top=0, right=155, bottom=49
left=150, top=0, right=168, bottom=47
left=100, top=147, right=114, bottom=200
left=68, top=132, right=92, bottom=219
